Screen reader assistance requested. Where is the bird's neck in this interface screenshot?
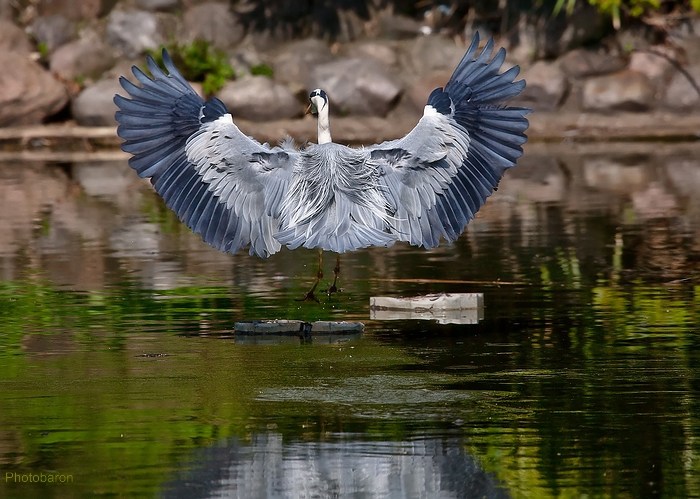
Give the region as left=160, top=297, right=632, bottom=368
left=317, top=108, right=331, bottom=144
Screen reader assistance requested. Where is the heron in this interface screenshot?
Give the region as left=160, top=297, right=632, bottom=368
left=114, top=34, right=530, bottom=301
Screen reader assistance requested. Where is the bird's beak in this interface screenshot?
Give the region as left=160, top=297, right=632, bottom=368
left=306, top=102, right=318, bottom=116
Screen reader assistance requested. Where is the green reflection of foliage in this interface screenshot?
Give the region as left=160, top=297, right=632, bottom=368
left=593, top=282, right=692, bottom=347
left=1, top=264, right=700, bottom=498
left=0, top=276, right=435, bottom=498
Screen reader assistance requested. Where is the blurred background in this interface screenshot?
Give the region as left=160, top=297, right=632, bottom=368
left=1, top=0, right=700, bottom=131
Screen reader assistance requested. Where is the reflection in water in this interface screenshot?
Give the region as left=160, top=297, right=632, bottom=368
left=163, top=434, right=508, bottom=499
left=1, top=143, right=700, bottom=499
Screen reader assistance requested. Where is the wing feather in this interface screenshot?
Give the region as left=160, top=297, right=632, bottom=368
left=115, top=49, right=296, bottom=258
left=365, top=34, right=530, bottom=248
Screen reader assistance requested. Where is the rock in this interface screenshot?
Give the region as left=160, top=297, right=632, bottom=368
left=582, top=70, right=655, bottom=112
left=374, top=12, right=422, bottom=39
left=668, top=18, right=700, bottom=65
left=216, top=76, right=301, bottom=122
left=407, top=35, right=465, bottom=77
left=36, top=0, right=118, bottom=20
left=545, top=5, right=608, bottom=57
left=0, top=0, right=13, bottom=20
left=558, top=48, right=623, bottom=78
left=72, top=78, right=125, bottom=126
left=273, top=39, right=334, bottom=96
left=27, top=15, right=76, bottom=52
left=308, top=58, right=402, bottom=117
left=335, top=8, right=367, bottom=43
left=0, top=19, right=33, bottom=54
left=343, top=40, right=398, bottom=67
left=506, top=15, right=538, bottom=64
left=663, top=65, right=700, bottom=111
left=616, top=25, right=658, bottom=53
left=136, top=0, right=180, bottom=11
left=50, top=30, right=115, bottom=80
left=182, top=2, right=244, bottom=51
left=628, top=48, right=677, bottom=91
left=0, top=52, right=69, bottom=126
left=510, top=5, right=609, bottom=61
left=107, top=10, right=163, bottom=59
left=409, top=71, right=451, bottom=110
left=512, top=61, right=568, bottom=111
left=228, top=48, right=264, bottom=78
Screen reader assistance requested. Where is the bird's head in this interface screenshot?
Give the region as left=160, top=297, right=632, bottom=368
left=307, top=89, right=328, bottom=116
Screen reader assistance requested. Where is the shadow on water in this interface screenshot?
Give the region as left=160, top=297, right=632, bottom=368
left=0, top=142, right=700, bottom=498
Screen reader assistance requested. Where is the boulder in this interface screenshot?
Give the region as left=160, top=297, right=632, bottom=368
left=343, top=40, right=398, bottom=67
left=374, top=12, right=422, bottom=39
left=36, top=0, right=118, bottom=20
left=512, top=61, right=568, bottom=111
left=0, top=19, right=33, bottom=54
left=544, top=5, right=608, bottom=57
left=50, top=30, right=115, bottom=80
left=628, top=48, right=677, bottom=90
left=668, top=18, right=700, bottom=65
left=182, top=2, right=244, bottom=51
left=0, top=52, right=69, bottom=126
left=663, top=65, right=700, bottom=111
left=510, top=5, right=609, bottom=61
left=107, top=10, right=163, bottom=59
left=27, top=15, right=76, bottom=52
left=216, top=76, right=301, bottom=122
left=409, top=71, right=451, bottom=110
left=136, top=0, right=180, bottom=11
left=308, top=58, right=402, bottom=117
left=273, top=39, right=334, bottom=96
left=558, top=48, right=623, bottom=78
left=0, top=0, right=13, bottom=20
left=228, top=47, right=264, bottom=78
left=582, top=70, right=655, bottom=112
left=407, top=35, right=465, bottom=77
left=72, top=78, right=125, bottom=126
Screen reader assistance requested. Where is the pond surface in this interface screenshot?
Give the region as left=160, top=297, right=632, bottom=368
left=1, top=142, right=700, bottom=498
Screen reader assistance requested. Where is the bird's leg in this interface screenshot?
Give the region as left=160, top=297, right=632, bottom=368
left=297, top=250, right=324, bottom=303
left=327, top=254, right=340, bottom=296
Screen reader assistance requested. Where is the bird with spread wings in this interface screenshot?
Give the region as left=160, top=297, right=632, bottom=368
left=114, top=34, right=530, bottom=267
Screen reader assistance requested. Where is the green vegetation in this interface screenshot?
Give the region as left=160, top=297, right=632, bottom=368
left=553, top=0, right=697, bottom=29
left=250, top=63, right=274, bottom=78
left=148, top=40, right=235, bottom=95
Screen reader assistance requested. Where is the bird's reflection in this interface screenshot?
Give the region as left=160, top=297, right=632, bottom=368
left=160, top=433, right=510, bottom=499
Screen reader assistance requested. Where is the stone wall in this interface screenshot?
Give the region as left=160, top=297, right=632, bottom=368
left=1, top=0, right=699, bottom=128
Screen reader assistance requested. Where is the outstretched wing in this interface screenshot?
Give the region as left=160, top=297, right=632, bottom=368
left=367, top=34, right=531, bottom=248
left=114, top=50, right=297, bottom=258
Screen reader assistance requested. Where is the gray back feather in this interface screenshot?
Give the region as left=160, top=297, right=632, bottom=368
left=275, top=143, right=397, bottom=253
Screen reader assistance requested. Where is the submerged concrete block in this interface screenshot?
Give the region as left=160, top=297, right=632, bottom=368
left=370, top=293, right=484, bottom=311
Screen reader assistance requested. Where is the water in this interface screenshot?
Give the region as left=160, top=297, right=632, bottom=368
left=1, top=142, right=700, bottom=498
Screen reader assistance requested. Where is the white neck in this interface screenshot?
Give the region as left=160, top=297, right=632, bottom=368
left=317, top=106, right=331, bottom=144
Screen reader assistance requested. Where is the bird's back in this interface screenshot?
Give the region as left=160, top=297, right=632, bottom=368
left=276, top=143, right=397, bottom=253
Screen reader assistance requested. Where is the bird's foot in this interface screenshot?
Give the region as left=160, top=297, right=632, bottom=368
left=326, top=255, right=340, bottom=297
left=297, top=290, right=320, bottom=303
